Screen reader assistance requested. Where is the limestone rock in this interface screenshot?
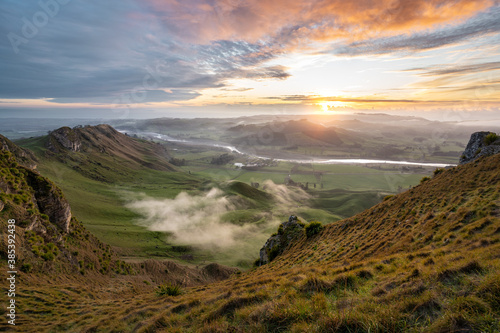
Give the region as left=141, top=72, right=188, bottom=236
left=26, top=169, right=71, bottom=233
left=459, top=131, right=500, bottom=164
left=259, top=216, right=304, bottom=265
left=47, top=127, right=81, bottom=152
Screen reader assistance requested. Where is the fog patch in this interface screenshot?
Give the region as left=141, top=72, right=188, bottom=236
left=261, top=179, right=310, bottom=210
left=125, top=181, right=312, bottom=264
left=127, top=188, right=249, bottom=248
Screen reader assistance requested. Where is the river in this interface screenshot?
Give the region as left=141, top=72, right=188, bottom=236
left=121, top=130, right=456, bottom=168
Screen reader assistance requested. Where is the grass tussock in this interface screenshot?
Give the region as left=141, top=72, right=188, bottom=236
left=156, top=284, right=183, bottom=297
left=437, top=260, right=484, bottom=282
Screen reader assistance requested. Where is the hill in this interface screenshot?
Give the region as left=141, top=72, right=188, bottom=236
left=21, top=124, right=177, bottom=183
left=123, top=149, right=500, bottom=332
left=0, top=136, right=123, bottom=277
left=16, top=125, right=204, bottom=258
left=15, top=125, right=339, bottom=267
left=4, top=134, right=498, bottom=331
left=0, top=140, right=239, bottom=329
left=0, top=135, right=38, bottom=169
left=109, top=114, right=469, bottom=163
left=228, top=119, right=343, bottom=147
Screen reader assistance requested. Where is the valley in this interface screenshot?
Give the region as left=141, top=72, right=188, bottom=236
left=3, top=1, right=500, bottom=331
left=11, top=115, right=457, bottom=269
left=0, top=122, right=499, bottom=332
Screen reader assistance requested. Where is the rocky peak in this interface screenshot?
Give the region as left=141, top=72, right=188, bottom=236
left=47, top=126, right=82, bottom=152
left=459, top=131, right=500, bottom=164
left=258, top=215, right=305, bottom=265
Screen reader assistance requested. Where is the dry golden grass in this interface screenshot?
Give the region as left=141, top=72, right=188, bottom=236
left=2, top=154, right=500, bottom=332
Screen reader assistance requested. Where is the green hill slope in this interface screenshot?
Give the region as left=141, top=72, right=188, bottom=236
left=6, top=141, right=499, bottom=332
left=16, top=125, right=204, bottom=257
left=107, top=153, right=500, bottom=332
left=0, top=134, right=123, bottom=278
left=0, top=138, right=239, bottom=330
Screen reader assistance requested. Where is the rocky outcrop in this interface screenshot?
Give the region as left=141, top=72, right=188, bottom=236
left=44, top=124, right=175, bottom=172
left=259, top=216, right=305, bottom=265
left=47, top=127, right=82, bottom=152
left=25, top=169, right=71, bottom=233
left=459, top=131, right=500, bottom=164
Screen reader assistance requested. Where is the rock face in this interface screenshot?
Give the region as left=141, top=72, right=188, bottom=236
left=459, top=131, right=500, bottom=164
left=259, top=216, right=304, bottom=265
left=47, top=127, right=82, bottom=152
left=26, top=170, right=72, bottom=233
left=0, top=144, right=72, bottom=234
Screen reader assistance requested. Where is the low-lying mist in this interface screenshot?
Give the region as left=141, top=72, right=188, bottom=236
left=125, top=180, right=311, bottom=266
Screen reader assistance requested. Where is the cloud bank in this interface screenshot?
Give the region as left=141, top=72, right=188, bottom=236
left=126, top=188, right=243, bottom=248
left=125, top=181, right=311, bottom=258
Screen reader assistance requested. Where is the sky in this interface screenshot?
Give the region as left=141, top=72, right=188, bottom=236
left=1, top=0, right=500, bottom=119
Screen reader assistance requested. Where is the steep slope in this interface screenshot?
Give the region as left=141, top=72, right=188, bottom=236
left=0, top=134, right=38, bottom=169
left=16, top=125, right=203, bottom=257
left=112, top=151, right=499, bottom=332
left=8, top=137, right=500, bottom=332
left=43, top=124, right=176, bottom=182
left=0, top=143, right=117, bottom=277
left=0, top=141, right=239, bottom=330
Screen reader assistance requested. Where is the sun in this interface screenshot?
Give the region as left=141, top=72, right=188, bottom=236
left=319, top=101, right=346, bottom=112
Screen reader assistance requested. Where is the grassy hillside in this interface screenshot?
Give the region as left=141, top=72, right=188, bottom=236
left=0, top=140, right=240, bottom=331
left=17, top=125, right=382, bottom=267
left=121, top=153, right=499, bottom=332
left=6, top=150, right=500, bottom=332
left=0, top=141, right=124, bottom=278
left=17, top=126, right=205, bottom=259
left=128, top=154, right=500, bottom=332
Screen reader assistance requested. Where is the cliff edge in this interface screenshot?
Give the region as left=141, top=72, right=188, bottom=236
left=459, top=131, right=500, bottom=164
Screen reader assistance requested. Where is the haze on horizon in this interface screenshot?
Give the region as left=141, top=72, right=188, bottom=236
left=1, top=0, right=500, bottom=122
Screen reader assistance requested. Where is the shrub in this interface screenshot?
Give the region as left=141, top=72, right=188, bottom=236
left=383, top=195, right=394, bottom=201
left=484, top=133, right=499, bottom=145
left=156, top=284, right=182, bottom=296
left=41, top=252, right=55, bottom=261
left=267, top=245, right=281, bottom=262
left=305, top=221, right=323, bottom=238
left=20, top=263, right=32, bottom=273
left=433, top=168, right=444, bottom=176
left=253, top=258, right=262, bottom=267
left=300, top=276, right=333, bottom=293
left=420, top=176, right=431, bottom=184
left=332, top=274, right=357, bottom=290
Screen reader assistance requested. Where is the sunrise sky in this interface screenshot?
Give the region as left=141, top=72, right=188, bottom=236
left=1, top=0, right=500, bottom=119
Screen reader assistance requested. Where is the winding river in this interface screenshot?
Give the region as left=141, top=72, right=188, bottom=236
left=122, top=130, right=456, bottom=168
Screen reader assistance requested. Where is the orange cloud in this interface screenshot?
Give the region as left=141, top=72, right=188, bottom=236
left=143, top=0, right=495, bottom=45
